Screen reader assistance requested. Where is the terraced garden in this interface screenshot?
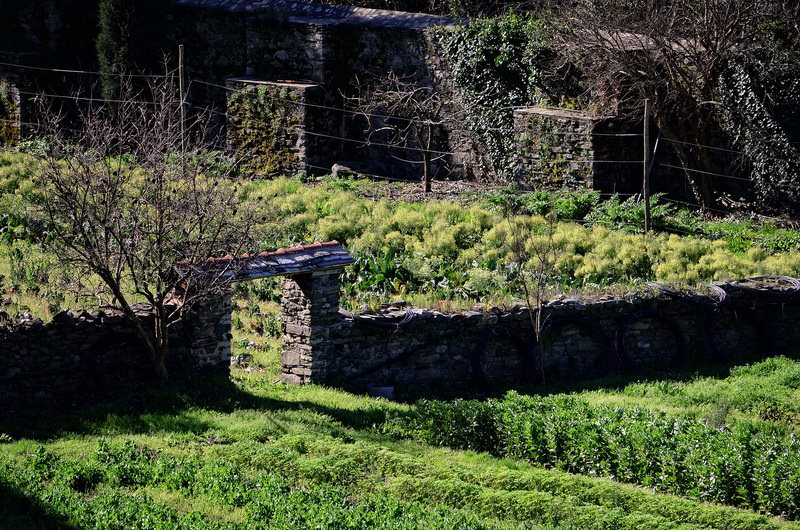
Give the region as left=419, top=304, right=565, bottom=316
left=2, top=150, right=800, bottom=527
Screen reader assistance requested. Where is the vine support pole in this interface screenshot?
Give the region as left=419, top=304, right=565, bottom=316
left=643, top=99, right=651, bottom=233
left=179, top=44, right=186, bottom=157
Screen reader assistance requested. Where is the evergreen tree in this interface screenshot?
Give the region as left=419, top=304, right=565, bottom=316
left=96, top=0, right=132, bottom=102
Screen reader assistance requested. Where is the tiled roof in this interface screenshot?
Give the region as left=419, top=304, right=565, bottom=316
left=178, top=241, right=354, bottom=283
left=174, top=0, right=460, bottom=29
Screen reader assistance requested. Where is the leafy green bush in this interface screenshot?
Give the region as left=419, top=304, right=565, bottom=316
left=3, top=438, right=497, bottom=529
left=482, top=187, right=601, bottom=221
left=705, top=218, right=800, bottom=253
left=390, top=391, right=800, bottom=518
left=585, top=193, right=696, bottom=234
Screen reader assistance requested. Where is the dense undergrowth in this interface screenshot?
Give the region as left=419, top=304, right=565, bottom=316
left=386, top=392, right=800, bottom=517
left=4, top=150, right=800, bottom=318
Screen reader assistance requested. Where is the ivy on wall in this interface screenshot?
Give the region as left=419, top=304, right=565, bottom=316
left=0, top=77, right=20, bottom=146
left=720, top=64, right=800, bottom=215
left=227, top=85, right=302, bottom=177
left=430, top=13, right=582, bottom=182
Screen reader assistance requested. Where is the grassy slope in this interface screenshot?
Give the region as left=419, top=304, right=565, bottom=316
left=2, top=152, right=800, bottom=526
left=1, top=365, right=798, bottom=529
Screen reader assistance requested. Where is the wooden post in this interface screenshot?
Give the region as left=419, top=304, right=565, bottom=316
left=178, top=44, right=186, bottom=156
left=643, top=99, right=651, bottom=233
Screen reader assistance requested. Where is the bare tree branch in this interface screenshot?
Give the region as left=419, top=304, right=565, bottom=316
left=558, top=0, right=799, bottom=210
left=346, top=72, right=451, bottom=193
left=33, top=66, right=265, bottom=381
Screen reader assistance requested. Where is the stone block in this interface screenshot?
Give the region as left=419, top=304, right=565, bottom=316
left=285, top=322, right=312, bottom=336
left=281, top=373, right=304, bottom=385
left=282, top=349, right=302, bottom=366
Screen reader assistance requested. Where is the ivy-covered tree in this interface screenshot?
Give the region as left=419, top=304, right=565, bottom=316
left=719, top=38, right=800, bottom=214
left=559, top=0, right=800, bottom=212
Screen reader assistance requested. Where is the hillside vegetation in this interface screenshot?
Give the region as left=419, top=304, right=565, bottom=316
left=3, top=150, right=800, bottom=526
left=2, top=356, right=800, bottom=528
left=4, top=150, right=800, bottom=318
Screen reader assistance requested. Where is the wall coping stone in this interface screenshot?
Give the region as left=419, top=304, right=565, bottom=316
left=174, top=0, right=461, bottom=29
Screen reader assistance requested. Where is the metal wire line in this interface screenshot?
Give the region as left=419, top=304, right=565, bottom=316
left=658, top=163, right=754, bottom=183
left=196, top=80, right=645, bottom=138
left=0, top=60, right=176, bottom=78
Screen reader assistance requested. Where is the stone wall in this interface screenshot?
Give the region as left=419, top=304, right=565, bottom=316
left=513, top=106, right=750, bottom=203
left=0, top=74, right=21, bottom=146
left=172, top=2, right=467, bottom=180
left=281, top=274, right=800, bottom=396
left=280, top=270, right=343, bottom=384
left=514, top=107, right=659, bottom=195
left=0, top=292, right=231, bottom=416
left=226, top=78, right=334, bottom=177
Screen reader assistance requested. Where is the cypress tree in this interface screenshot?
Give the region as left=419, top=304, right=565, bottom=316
left=96, top=0, right=132, bottom=103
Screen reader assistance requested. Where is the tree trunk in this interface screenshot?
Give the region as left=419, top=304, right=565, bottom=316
left=423, top=150, right=432, bottom=193
left=151, top=303, right=171, bottom=383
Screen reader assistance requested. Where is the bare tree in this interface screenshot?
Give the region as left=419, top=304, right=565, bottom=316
left=508, top=211, right=561, bottom=384
left=348, top=72, right=449, bottom=193
left=559, top=0, right=798, bottom=210
left=34, top=72, right=263, bottom=382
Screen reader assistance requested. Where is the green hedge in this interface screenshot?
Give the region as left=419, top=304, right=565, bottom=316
left=389, top=392, right=800, bottom=519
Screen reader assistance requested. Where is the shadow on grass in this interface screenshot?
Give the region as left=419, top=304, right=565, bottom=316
left=0, top=479, right=77, bottom=530
left=0, top=371, right=389, bottom=440
left=3, top=350, right=797, bottom=440
left=519, top=351, right=800, bottom=397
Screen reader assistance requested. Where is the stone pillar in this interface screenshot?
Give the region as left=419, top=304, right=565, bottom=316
left=280, top=268, right=342, bottom=384
left=225, top=78, right=325, bottom=179
left=0, top=74, right=21, bottom=146
left=171, top=288, right=233, bottom=372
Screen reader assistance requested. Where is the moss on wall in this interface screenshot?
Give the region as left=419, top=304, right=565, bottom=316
left=516, top=110, right=594, bottom=189
left=0, top=77, right=20, bottom=146
left=227, top=83, right=303, bottom=177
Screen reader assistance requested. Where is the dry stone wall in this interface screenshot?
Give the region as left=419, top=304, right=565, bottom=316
left=0, top=292, right=232, bottom=417
left=280, top=270, right=343, bottom=384
left=281, top=273, right=800, bottom=397
left=514, top=107, right=653, bottom=195
left=172, top=1, right=466, bottom=179
left=513, top=106, right=749, bottom=203
left=226, top=78, right=330, bottom=178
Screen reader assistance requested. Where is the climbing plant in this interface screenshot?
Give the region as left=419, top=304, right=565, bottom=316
left=560, top=0, right=800, bottom=212
left=720, top=62, right=800, bottom=216
left=519, top=113, right=593, bottom=189
left=0, top=77, right=20, bottom=146
left=227, top=85, right=302, bottom=177
left=96, top=0, right=132, bottom=104
left=430, top=13, right=581, bottom=182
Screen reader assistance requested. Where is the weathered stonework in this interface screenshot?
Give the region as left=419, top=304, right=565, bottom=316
left=280, top=275, right=800, bottom=397
left=280, top=270, right=342, bottom=384
left=513, top=106, right=748, bottom=203
left=514, top=107, right=646, bottom=194
left=171, top=0, right=467, bottom=180
left=0, top=73, right=21, bottom=146
left=226, top=78, right=333, bottom=178
left=0, top=292, right=232, bottom=416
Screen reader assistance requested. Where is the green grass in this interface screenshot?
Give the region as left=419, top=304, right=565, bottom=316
left=3, top=357, right=800, bottom=528
left=4, top=151, right=800, bottom=320
left=3, top=151, right=800, bottom=526
left=384, top=357, right=800, bottom=521
left=583, top=356, right=800, bottom=431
